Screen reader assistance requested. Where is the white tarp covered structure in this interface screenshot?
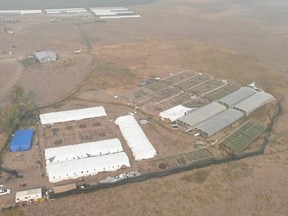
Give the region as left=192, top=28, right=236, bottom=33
left=0, top=10, right=42, bottom=15
left=115, top=115, right=157, bottom=161
left=45, top=138, right=123, bottom=164
left=46, top=152, right=130, bottom=183
left=90, top=7, right=141, bottom=19
left=45, top=8, right=88, bottom=14
left=40, top=106, right=107, bottom=124
left=159, top=105, right=192, bottom=122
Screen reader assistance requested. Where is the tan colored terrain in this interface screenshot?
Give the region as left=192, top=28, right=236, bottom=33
left=0, top=0, right=288, bottom=215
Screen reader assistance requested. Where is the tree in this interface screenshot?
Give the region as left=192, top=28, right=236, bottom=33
left=0, top=84, right=37, bottom=133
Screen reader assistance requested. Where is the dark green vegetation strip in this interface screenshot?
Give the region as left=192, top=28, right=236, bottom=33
left=221, top=119, right=266, bottom=154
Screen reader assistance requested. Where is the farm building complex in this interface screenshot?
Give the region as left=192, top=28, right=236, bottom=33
left=37, top=106, right=157, bottom=183
left=0, top=69, right=277, bottom=207
left=0, top=7, right=141, bottom=20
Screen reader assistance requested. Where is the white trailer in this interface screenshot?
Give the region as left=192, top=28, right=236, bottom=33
left=15, top=188, right=42, bottom=203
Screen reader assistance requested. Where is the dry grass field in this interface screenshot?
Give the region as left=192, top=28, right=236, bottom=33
left=1, top=0, right=288, bottom=215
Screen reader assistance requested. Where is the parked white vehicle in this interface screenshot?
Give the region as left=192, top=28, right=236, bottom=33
left=0, top=188, right=11, bottom=196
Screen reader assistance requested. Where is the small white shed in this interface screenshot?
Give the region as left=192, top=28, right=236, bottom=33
left=15, top=188, right=42, bottom=203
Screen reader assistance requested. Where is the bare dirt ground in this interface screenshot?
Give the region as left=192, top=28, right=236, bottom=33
left=0, top=15, right=95, bottom=105
left=1, top=0, right=288, bottom=215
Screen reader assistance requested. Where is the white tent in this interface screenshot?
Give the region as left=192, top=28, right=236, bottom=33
left=115, top=115, right=157, bottom=161
left=46, top=152, right=130, bottom=183
left=159, top=105, right=192, bottom=122
left=45, top=138, right=124, bottom=164
left=40, top=106, right=107, bottom=124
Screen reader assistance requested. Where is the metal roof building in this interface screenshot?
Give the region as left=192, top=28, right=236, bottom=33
left=217, top=87, right=257, bottom=107
left=45, top=138, right=124, bottom=164
left=10, top=129, right=34, bottom=152
left=195, top=109, right=244, bottom=137
left=177, top=102, right=226, bottom=128
left=34, top=51, right=57, bottom=63
left=233, top=91, right=275, bottom=115
left=115, top=115, right=157, bottom=161
left=46, top=151, right=130, bottom=183
left=40, top=106, right=107, bottom=125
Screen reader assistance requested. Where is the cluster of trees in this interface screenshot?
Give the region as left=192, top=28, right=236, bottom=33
left=0, top=85, right=37, bottom=134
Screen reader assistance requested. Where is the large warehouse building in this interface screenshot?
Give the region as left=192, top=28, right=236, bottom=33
left=177, top=102, right=226, bottom=128
left=45, top=138, right=130, bottom=183
left=115, top=115, right=157, bottom=161
left=194, top=109, right=244, bottom=137
left=46, top=151, right=130, bottom=183
left=45, top=138, right=123, bottom=164
left=217, top=87, right=257, bottom=107
left=233, top=91, right=275, bottom=115
left=40, top=106, right=107, bottom=124
left=176, top=86, right=275, bottom=137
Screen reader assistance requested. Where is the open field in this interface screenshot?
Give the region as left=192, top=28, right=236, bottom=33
left=0, top=0, right=288, bottom=215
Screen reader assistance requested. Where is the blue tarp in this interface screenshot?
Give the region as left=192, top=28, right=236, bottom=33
left=10, top=129, right=34, bottom=152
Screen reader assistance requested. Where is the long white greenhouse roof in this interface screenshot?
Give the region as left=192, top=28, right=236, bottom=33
left=195, top=109, right=244, bottom=137
left=40, top=106, right=107, bottom=124
left=45, top=138, right=123, bottom=164
left=217, top=87, right=257, bottom=107
left=177, top=102, right=226, bottom=127
left=159, top=105, right=193, bottom=122
left=233, top=91, right=275, bottom=115
left=115, top=115, right=157, bottom=161
left=46, top=152, right=130, bottom=183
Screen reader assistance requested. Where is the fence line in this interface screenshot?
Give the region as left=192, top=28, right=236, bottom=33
left=1, top=101, right=282, bottom=212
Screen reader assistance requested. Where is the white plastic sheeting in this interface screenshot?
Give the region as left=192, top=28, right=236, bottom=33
left=90, top=7, right=129, bottom=15
left=90, top=7, right=141, bottom=19
left=115, top=115, right=157, bottom=161
left=40, top=106, right=107, bottom=124
left=0, top=10, right=42, bottom=15
left=46, top=152, right=130, bottom=183
left=45, top=8, right=88, bottom=14
left=159, top=105, right=192, bottom=122
left=99, top=15, right=141, bottom=19
left=45, top=138, right=123, bottom=164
